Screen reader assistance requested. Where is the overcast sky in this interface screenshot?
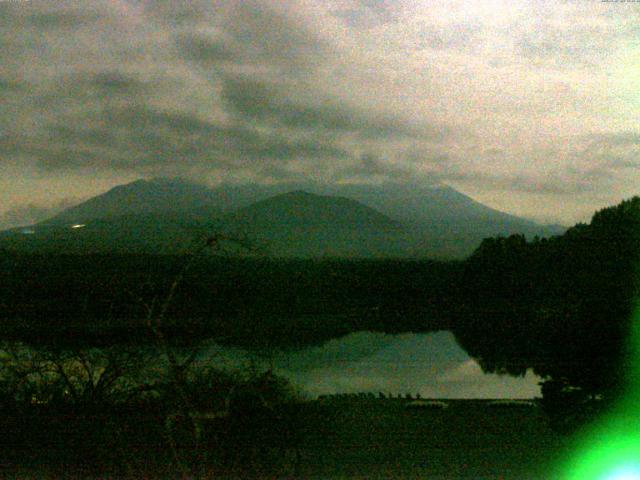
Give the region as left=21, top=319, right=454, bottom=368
left=1, top=0, right=638, bottom=226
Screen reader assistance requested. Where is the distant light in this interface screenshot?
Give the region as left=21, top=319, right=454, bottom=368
left=559, top=305, right=640, bottom=480
left=71, top=224, right=86, bottom=229
left=603, top=464, right=640, bottom=480
left=21, top=229, right=35, bottom=235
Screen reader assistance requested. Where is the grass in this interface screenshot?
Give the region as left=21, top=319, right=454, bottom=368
left=292, top=398, right=571, bottom=479
left=0, top=398, right=576, bottom=479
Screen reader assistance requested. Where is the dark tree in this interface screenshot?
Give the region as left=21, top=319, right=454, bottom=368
left=452, top=197, right=640, bottom=430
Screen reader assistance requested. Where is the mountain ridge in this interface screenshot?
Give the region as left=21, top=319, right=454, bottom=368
left=0, top=177, right=565, bottom=258
left=213, top=189, right=410, bottom=258
left=43, top=177, right=222, bottom=226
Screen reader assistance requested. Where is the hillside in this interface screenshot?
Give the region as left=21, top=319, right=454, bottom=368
left=44, top=178, right=221, bottom=225
left=208, top=181, right=565, bottom=257
left=215, top=190, right=413, bottom=258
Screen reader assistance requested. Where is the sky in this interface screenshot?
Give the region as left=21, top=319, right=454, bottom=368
left=1, top=0, right=639, bottom=227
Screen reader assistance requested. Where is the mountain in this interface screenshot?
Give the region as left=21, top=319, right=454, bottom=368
left=206, top=181, right=565, bottom=257
left=223, top=190, right=401, bottom=231
left=193, top=180, right=562, bottom=235
left=0, top=177, right=565, bottom=258
left=44, top=177, right=221, bottom=225
left=215, top=190, right=413, bottom=258
left=318, top=182, right=565, bottom=257
left=321, top=182, right=558, bottom=233
left=0, top=178, right=222, bottom=254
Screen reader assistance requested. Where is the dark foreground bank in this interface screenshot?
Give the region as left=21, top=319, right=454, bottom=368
left=2, top=396, right=572, bottom=480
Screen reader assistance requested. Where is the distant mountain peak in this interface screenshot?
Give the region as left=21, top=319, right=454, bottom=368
left=41, top=177, right=220, bottom=226
left=277, top=189, right=314, bottom=198
left=225, top=190, right=402, bottom=230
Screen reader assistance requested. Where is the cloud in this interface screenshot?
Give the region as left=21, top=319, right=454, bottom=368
left=23, top=98, right=357, bottom=174
left=219, top=75, right=429, bottom=140
left=171, top=1, right=329, bottom=74
left=20, top=9, right=102, bottom=29
left=176, top=32, right=237, bottom=65
left=514, top=5, right=640, bottom=70
left=516, top=25, right=603, bottom=70
left=438, top=359, right=484, bottom=383
left=0, top=0, right=449, bottom=186
left=1, top=0, right=639, bottom=224
left=445, top=171, right=599, bottom=195
left=556, top=131, right=640, bottom=187
left=332, top=0, right=400, bottom=29
left=418, top=24, right=482, bottom=53
left=221, top=1, right=327, bottom=72
left=0, top=198, right=79, bottom=230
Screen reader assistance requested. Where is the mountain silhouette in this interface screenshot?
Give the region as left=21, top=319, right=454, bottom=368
left=45, top=177, right=221, bottom=225
left=224, top=190, right=401, bottom=230
left=339, top=183, right=565, bottom=257
left=0, top=178, right=564, bottom=258
left=215, top=190, right=411, bottom=258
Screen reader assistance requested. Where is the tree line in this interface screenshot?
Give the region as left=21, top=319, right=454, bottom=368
left=451, top=196, right=640, bottom=430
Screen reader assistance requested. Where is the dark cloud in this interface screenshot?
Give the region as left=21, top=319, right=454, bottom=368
left=333, top=0, right=400, bottom=29
left=410, top=128, right=639, bottom=196
left=404, top=147, right=450, bottom=166
left=30, top=72, right=149, bottom=111
left=239, top=135, right=352, bottom=162
left=176, top=32, right=238, bottom=65
left=16, top=93, right=353, bottom=175
left=359, top=153, right=388, bottom=175
left=0, top=78, right=24, bottom=93
left=144, top=0, right=213, bottom=28
left=608, top=159, right=639, bottom=170
left=359, top=0, right=396, bottom=14
left=334, top=152, right=413, bottom=182
left=0, top=0, right=451, bottom=186
left=225, top=1, right=326, bottom=71
left=21, top=10, right=102, bottom=29
left=221, top=76, right=360, bottom=132
left=30, top=108, right=231, bottom=171
left=506, top=176, right=599, bottom=195
left=3, top=0, right=631, bottom=225
left=220, top=75, right=438, bottom=140
left=483, top=148, right=505, bottom=156
left=172, top=1, right=327, bottom=74
left=554, top=164, right=625, bottom=199
left=518, top=37, right=593, bottom=69
left=88, top=72, right=147, bottom=95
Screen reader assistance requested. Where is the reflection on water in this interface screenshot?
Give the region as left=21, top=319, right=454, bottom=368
left=1, top=331, right=541, bottom=400
left=200, top=331, right=542, bottom=399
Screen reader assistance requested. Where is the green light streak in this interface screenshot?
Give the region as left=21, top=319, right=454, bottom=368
left=557, top=305, right=640, bottom=480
